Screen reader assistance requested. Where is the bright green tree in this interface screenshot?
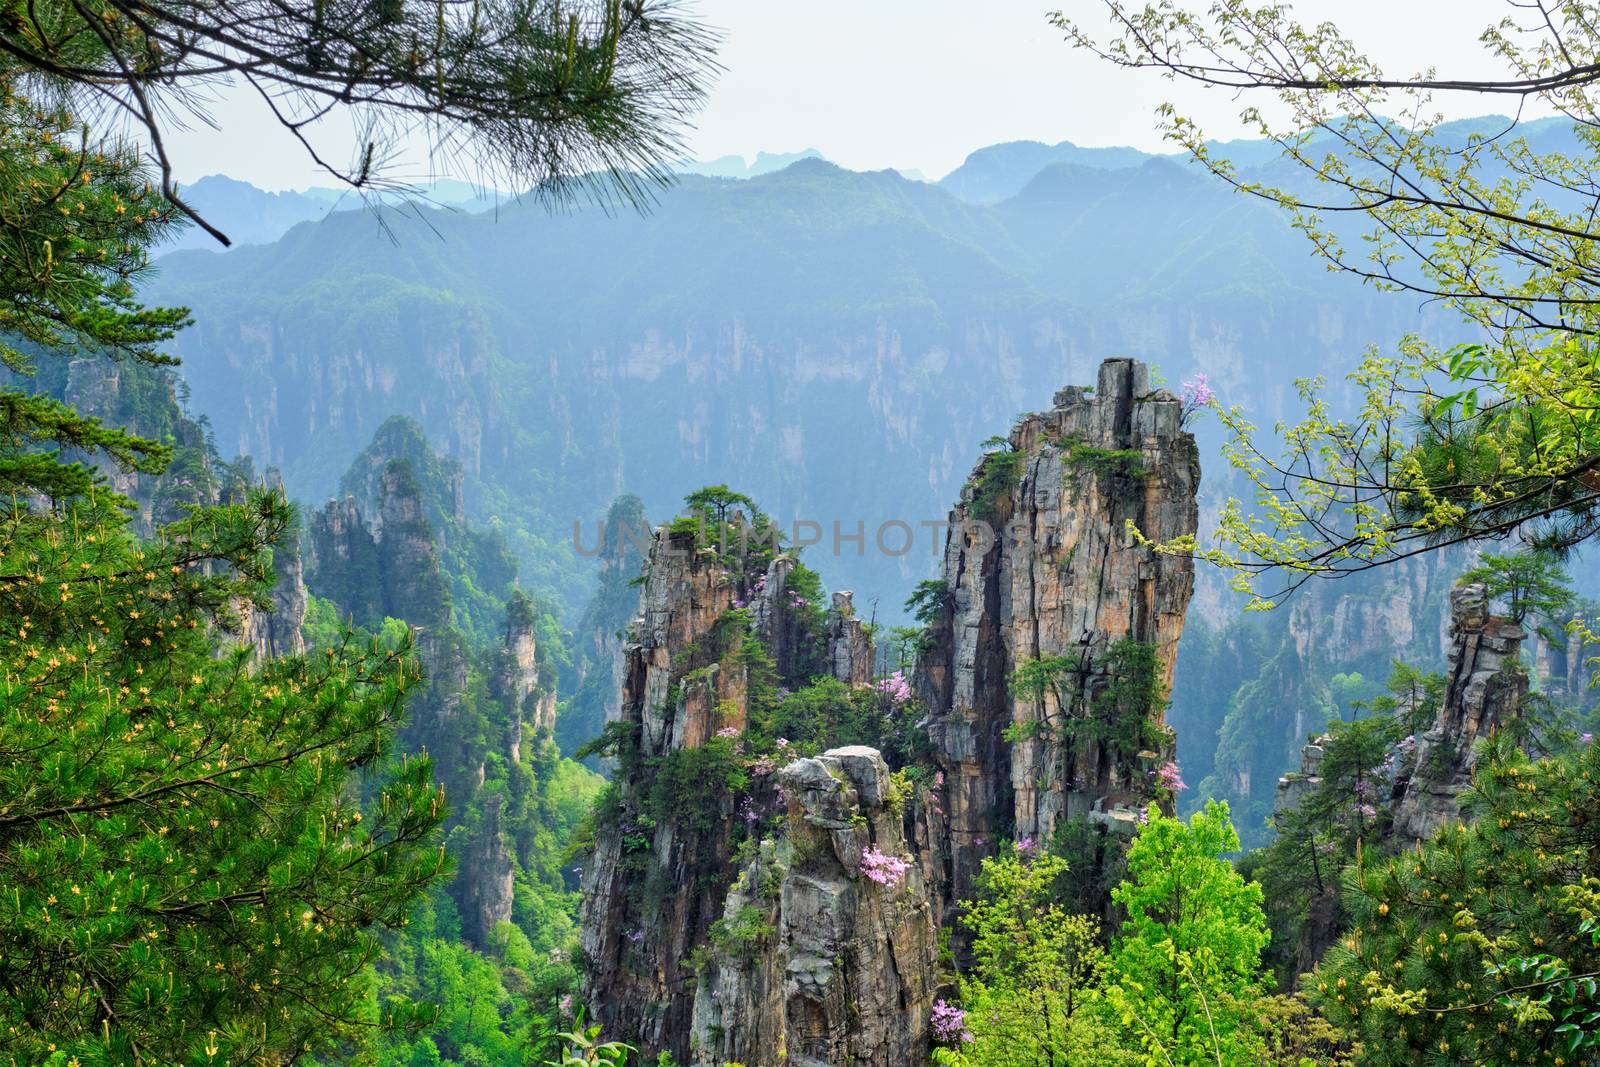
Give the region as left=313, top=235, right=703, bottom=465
left=1459, top=550, right=1573, bottom=628
left=0, top=63, right=458, bottom=1063
left=1107, top=801, right=1271, bottom=1065
left=935, top=850, right=1141, bottom=1067
left=0, top=83, right=189, bottom=504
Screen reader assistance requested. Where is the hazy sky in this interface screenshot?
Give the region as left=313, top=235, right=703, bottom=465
left=168, top=0, right=1526, bottom=190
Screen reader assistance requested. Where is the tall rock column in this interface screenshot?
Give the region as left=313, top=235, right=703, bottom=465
left=825, top=591, right=874, bottom=686
left=1391, top=581, right=1527, bottom=844
left=914, top=357, right=1199, bottom=915
left=690, top=747, right=938, bottom=1067
left=578, top=528, right=749, bottom=1055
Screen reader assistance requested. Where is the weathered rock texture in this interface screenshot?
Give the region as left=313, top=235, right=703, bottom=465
left=826, top=592, right=874, bottom=686
left=691, top=747, right=937, bottom=1067
left=582, top=359, right=1197, bottom=1059
left=579, top=529, right=748, bottom=1055
left=914, top=357, right=1199, bottom=916
left=304, top=442, right=538, bottom=951
left=1272, top=735, right=1328, bottom=830
left=1390, top=582, right=1527, bottom=845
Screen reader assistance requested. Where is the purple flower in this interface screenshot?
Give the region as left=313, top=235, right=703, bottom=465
left=1583, top=733, right=1594, bottom=745
left=1179, top=372, right=1214, bottom=424
left=1015, top=836, right=1038, bottom=856
left=558, top=994, right=574, bottom=1017
left=874, top=670, right=912, bottom=705
left=626, top=929, right=644, bottom=944
left=931, top=1000, right=973, bottom=1044
left=860, top=846, right=912, bottom=887
left=1156, top=760, right=1187, bottom=792
left=716, top=725, right=742, bottom=739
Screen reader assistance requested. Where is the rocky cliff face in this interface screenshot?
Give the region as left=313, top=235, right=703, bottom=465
left=581, top=359, right=1199, bottom=1058
left=578, top=529, right=749, bottom=1054
left=691, top=747, right=937, bottom=1067
left=1390, top=582, right=1528, bottom=845
left=825, top=592, right=874, bottom=686
left=914, top=357, right=1199, bottom=914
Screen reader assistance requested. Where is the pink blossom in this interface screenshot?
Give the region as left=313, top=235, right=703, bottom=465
left=931, top=999, right=973, bottom=1044
left=1155, top=760, right=1187, bottom=792
left=860, top=846, right=912, bottom=887
left=874, top=670, right=912, bottom=705
left=715, top=725, right=742, bottom=739
left=1179, top=373, right=1213, bottom=424
left=558, top=994, right=574, bottom=1017
left=1015, top=836, right=1038, bottom=856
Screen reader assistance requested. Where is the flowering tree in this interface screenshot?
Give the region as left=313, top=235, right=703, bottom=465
left=859, top=846, right=912, bottom=888
left=1063, top=1, right=1600, bottom=604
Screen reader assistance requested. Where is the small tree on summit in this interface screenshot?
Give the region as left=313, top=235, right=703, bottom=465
left=1459, top=551, right=1573, bottom=627
left=684, top=484, right=757, bottom=527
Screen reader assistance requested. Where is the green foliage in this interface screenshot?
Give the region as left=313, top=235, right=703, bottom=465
left=1049, top=815, right=1132, bottom=917
left=1009, top=639, right=1168, bottom=755
left=752, top=675, right=929, bottom=768
left=906, top=578, right=952, bottom=628
left=0, top=85, right=191, bottom=505
left=0, top=490, right=447, bottom=1061
left=708, top=904, right=776, bottom=958
left=1063, top=4, right=1600, bottom=596
left=1247, top=658, right=1445, bottom=985
left=969, top=444, right=1025, bottom=523
left=1459, top=550, right=1573, bottom=628
left=1055, top=434, right=1146, bottom=481
left=937, top=851, right=1138, bottom=1067
left=1107, top=801, right=1270, bottom=1064
left=1311, top=736, right=1600, bottom=1063
left=542, top=1012, right=634, bottom=1067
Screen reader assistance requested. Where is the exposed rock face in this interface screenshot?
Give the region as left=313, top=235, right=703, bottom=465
left=914, top=357, right=1199, bottom=916
left=1391, top=582, right=1527, bottom=845
left=691, top=747, right=938, bottom=1067
left=1272, top=735, right=1328, bottom=830
left=456, top=793, right=517, bottom=947
left=751, top=555, right=809, bottom=680
left=306, top=498, right=384, bottom=623
left=581, top=359, right=1197, bottom=1057
left=826, top=591, right=874, bottom=686
left=492, top=594, right=540, bottom=715
left=579, top=529, right=747, bottom=1055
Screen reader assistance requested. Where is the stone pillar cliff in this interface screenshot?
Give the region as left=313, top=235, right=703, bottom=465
left=578, top=529, right=748, bottom=1054
left=913, top=357, right=1199, bottom=917
left=690, top=747, right=937, bottom=1067
left=1390, top=581, right=1527, bottom=845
